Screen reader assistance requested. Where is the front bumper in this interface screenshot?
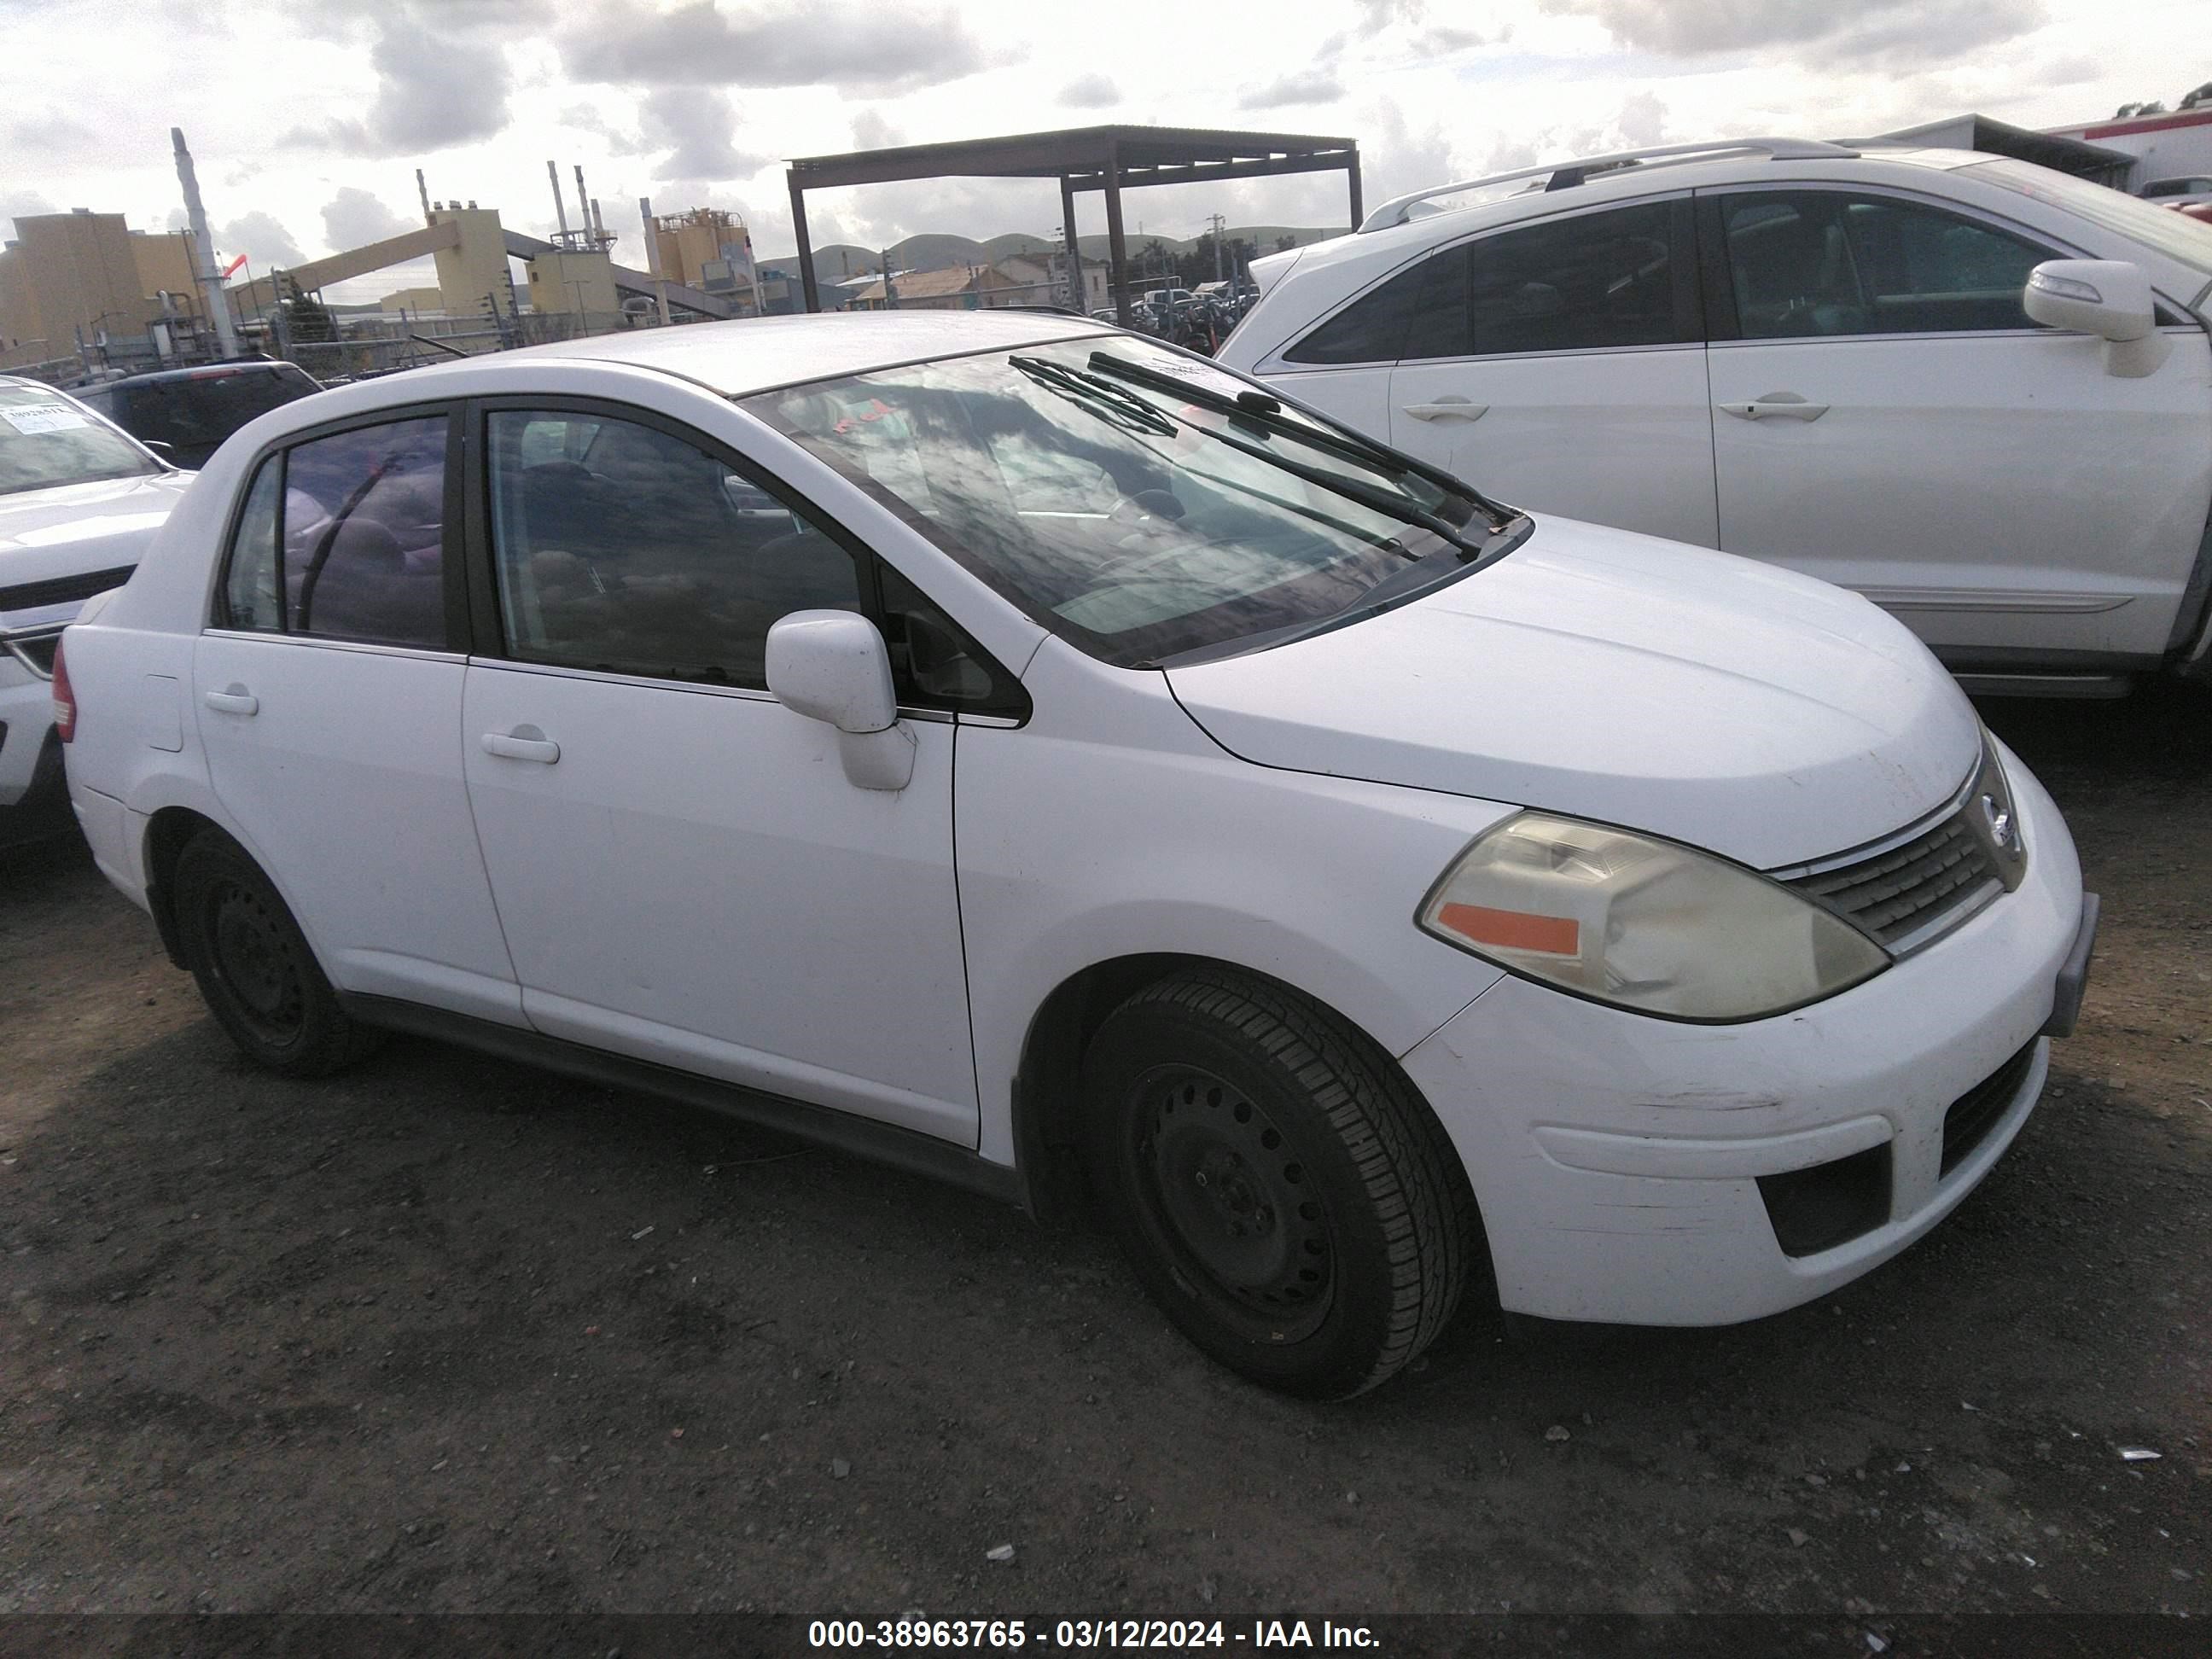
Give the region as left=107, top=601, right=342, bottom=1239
left=1401, top=745, right=2087, bottom=1326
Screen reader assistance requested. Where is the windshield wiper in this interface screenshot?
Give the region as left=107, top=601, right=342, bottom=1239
left=1008, top=354, right=1178, bottom=438
left=1196, top=418, right=1522, bottom=564
left=1086, top=350, right=1517, bottom=530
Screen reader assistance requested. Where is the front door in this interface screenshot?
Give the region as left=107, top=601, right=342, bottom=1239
left=457, top=404, right=977, bottom=1143
left=1702, top=185, right=2212, bottom=666
left=195, top=407, right=521, bottom=1024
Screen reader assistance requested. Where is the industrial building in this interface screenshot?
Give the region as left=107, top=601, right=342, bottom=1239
left=0, top=211, right=214, bottom=373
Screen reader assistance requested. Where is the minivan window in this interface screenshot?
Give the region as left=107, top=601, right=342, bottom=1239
left=1283, top=261, right=1429, bottom=364
left=1966, top=156, right=2212, bottom=280
left=1722, top=191, right=2056, bottom=337
left=744, top=337, right=1500, bottom=669
left=0, top=381, right=160, bottom=495
left=1414, top=201, right=1683, bottom=358
left=218, top=415, right=449, bottom=649
left=484, top=410, right=864, bottom=688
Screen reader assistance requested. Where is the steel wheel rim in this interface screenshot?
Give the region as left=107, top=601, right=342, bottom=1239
left=1128, top=1064, right=1334, bottom=1342
left=205, top=878, right=304, bottom=1045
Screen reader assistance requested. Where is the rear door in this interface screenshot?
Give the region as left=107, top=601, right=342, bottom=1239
left=195, top=405, right=521, bottom=1023
left=1383, top=196, right=1720, bottom=547
left=1701, top=183, right=2212, bottom=667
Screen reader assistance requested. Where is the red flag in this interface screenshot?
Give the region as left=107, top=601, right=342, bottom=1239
left=219, top=253, right=247, bottom=278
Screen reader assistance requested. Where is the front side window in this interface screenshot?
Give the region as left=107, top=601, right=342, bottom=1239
left=484, top=410, right=863, bottom=687
left=743, top=337, right=1507, bottom=669
left=1722, top=190, right=2057, bottom=339
left=217, top=414, right=449, bottom=649
left=0, top=381, right=160, bottom=496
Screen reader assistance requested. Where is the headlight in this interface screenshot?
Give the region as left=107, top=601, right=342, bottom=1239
left=1966, top=730, right=2027, bottom=890
left=1417, top=813, right=1890, bottom=1021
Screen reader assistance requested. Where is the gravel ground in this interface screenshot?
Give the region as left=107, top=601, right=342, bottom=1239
left=0, top=686, right=2204, bottom=1640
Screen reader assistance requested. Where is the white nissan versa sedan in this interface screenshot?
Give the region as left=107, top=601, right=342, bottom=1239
left=57, top=313, right=2098, bottom=1397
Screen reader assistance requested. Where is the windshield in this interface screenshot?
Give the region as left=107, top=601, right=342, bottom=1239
left=742, top=336, right=1513, bottom=667
left=0, top=381, right=161, bottom=497
left=1964, top=158, right=2212, bottom=284
left=83, top=365, right=319, bottom=456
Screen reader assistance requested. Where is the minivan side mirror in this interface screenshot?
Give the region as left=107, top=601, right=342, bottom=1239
left=765, top=610, right=916, bottom=791
left=2023, top=259, right=2171, bottom=378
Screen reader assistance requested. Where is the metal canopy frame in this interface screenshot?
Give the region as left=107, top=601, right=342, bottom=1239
left=783, top=125, right=1361, bottom=323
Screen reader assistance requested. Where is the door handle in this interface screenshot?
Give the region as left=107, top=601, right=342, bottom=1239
left=480, top=725, right=560, bottom=764
left=1401, top=399, right=1489, bottom=422
left=203, top=684, right=259, bottom=716
left=1717, top=393, right=1830, bottom=422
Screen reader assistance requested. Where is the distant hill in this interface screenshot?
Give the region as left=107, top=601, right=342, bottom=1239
left=756, top=224, right=1344, bottom=288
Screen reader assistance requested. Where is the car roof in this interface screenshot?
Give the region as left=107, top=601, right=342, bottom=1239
left=85, top=360, right=303, bottom=390
left=422, top=310, right=1118, bottom=399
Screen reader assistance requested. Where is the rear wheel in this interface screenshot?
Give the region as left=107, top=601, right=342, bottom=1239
left=1083, top=969, right=1472, bottom=1398
left=172, top=830, right=381, bottom=1077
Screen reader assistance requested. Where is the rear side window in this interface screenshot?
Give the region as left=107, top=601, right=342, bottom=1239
left=1417, top=201, right=1685, bottom=359
left=484, top=410, right=864, bottom=688
left=1287, top=201, right=1686, bottom=364
left=217, top=414, right=450, bottom=649
left=1282, top=262, right=1429, bottom=364
left=1720, top=191, right=2057, bottom=339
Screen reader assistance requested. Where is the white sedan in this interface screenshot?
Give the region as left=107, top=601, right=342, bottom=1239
left=1, top=375, right=193, bottom=838
left=56, top=312, right=2097, bottom=1396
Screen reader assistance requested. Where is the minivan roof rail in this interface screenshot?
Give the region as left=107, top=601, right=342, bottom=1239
left=1357, top=137, right=1862, bottom=233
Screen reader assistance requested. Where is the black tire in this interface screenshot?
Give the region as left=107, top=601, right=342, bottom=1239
left=171, top=829, right=381, bottom=1078
left=1083, top=969, right=1473, bottom=1399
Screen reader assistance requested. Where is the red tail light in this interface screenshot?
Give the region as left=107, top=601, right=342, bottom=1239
left=50, top=637, right=77, bottom=742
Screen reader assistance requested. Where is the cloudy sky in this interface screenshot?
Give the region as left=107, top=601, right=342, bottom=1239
left=2, top=0, right=2199, bottom=303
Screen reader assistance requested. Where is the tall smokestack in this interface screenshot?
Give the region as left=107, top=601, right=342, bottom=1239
left=573, top=166, right=591, bottom=238
left=640, top=196, right=672, bottom=326
left=548, top=160, right=569, bottom=237
left=171, top=127, right=239, bottom=358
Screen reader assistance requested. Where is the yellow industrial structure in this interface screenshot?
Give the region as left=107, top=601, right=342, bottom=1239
left=0, top=211, right=208, bottom=370
left=525, top=247, right=620, bottom=319
left=649, top=207, right=760, bottom=311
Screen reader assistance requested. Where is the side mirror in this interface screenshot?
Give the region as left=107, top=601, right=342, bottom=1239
left=765, top=609, right=915, bottom=791
left=2023, top=259, right=2171, bottom=378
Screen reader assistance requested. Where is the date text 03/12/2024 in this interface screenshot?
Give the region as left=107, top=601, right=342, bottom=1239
left=807, top=1621, right=1380, bottom=1649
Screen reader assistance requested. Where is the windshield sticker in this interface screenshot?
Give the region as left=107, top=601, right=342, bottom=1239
left=3, top=405, right=91, bottom=436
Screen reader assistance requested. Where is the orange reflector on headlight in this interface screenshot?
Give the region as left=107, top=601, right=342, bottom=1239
left=1435, top=903, right=1579, bottom=956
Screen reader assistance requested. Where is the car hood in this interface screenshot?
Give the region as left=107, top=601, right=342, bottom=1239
left=0, top=472, right=195, bottom=606
left=1164, top=518, right=1982, bottom=870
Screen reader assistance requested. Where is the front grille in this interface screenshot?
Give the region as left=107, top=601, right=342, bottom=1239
left=1941, top=1041, right=2039, bottom=1177
left=1784, top=813, right=2000, bottom=950
left=0, top=564, right=136, bottom=614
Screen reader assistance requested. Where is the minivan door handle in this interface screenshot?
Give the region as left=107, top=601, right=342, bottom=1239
left=1401, top=398, right=1488, bottom=422
left=203, top=684, right=259, bottom=716
left=480, top=725, right=560, bottom=765
left=1717, top=393, right=1831, bottom=422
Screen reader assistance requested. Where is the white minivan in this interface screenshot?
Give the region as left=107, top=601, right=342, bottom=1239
left=59, top=313, right=2094, bottom=1396
left=1219, top=139, right=2212, bottom=694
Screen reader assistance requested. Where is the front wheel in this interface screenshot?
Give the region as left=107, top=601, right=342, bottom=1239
left=1083, top=969, right=1474, bottom=1398
left=172, top=829, right=381, bottom=1077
